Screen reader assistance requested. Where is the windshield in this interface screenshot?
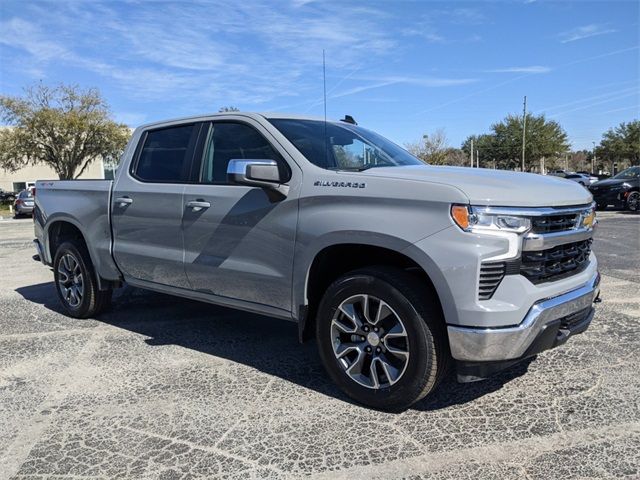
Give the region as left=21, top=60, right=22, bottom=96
left=612, top=167, right=640, bottom=180
left=269, top=119, right=423, bottom=171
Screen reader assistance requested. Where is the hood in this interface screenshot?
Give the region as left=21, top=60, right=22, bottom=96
left=361, top=165, right=593, bottom=207
left=589, top=178, right=628, bottom=188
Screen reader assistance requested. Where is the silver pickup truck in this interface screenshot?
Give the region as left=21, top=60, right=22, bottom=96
left=33, top=113, right=600, bottom=410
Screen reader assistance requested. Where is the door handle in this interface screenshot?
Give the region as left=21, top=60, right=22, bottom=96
left=115, top=196, right=133, bottom=207
left=186, top=200, right=211, bottom=212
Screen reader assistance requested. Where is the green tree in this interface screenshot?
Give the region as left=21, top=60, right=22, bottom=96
left=461, top=134, right=495, bottom=167
left=218, top=106, right=240, bottom=112
left=0, top=83, right=130, bottom=180
left=462, top=113, right=569, bottom=171
left=595, top=120, right=640, bottom=171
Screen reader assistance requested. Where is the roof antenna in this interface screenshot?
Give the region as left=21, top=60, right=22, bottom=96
left=323, top=49, right=328, bottom=166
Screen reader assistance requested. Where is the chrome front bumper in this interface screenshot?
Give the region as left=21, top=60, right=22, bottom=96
left=448, top=272, right=601, bottom=362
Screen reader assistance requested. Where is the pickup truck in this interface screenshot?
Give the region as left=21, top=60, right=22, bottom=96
left=33, top=113, right=600, bottom=410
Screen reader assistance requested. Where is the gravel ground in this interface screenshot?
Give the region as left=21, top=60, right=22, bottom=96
left=0, top=212, right=638, bottom=479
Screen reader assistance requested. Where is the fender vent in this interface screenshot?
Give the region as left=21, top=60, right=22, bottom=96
left=478, top=262, right=506, bottom=300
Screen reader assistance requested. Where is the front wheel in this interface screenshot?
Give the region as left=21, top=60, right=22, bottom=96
left=626, top=191, right=639, bottom=211
left=315, top=266, right=449, bottom=411
left=53, top=239, right=112, bottom=318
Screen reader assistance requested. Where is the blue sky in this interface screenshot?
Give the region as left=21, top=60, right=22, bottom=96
left=0, top=0, right=638, bottom=150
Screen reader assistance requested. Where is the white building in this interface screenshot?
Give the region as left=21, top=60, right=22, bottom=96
left=0, top=159, right=105, bottom=192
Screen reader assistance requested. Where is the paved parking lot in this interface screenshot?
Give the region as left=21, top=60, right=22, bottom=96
left=0, top=212, right=638, bottom=479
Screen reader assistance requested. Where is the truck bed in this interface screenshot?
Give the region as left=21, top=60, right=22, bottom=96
left=34, top=179, right=121, bottom=283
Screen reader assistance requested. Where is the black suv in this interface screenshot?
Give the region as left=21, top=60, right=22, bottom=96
left=589, top=166, right=640, bottom=211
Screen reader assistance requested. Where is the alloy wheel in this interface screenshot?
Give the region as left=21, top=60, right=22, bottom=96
left=330, top=294, right=410, bottom=389
left=57, top=253, right=84, bottom=307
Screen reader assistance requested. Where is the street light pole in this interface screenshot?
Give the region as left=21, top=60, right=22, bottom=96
left=521, top=95, right=527, bottom=172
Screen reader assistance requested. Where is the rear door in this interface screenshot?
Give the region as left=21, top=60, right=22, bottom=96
left=111, top=123, right=201, bottom=288
left=182, top=120, right=300, bottom=312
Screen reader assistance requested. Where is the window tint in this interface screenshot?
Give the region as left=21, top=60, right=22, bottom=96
left=135, top=125, right=196, bottom=182
left=201, top=122, right=286, bottom=183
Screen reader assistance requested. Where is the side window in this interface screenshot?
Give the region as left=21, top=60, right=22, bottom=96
left=134, top=124, right=197, bottom=183
left=200, top=122, right=289, bottom=184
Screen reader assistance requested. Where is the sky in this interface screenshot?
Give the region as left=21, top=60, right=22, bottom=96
left=0, top=0, right=638, bottom=151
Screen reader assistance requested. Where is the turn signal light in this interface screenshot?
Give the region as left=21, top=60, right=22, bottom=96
left=451, top=205, right=470, bottom=230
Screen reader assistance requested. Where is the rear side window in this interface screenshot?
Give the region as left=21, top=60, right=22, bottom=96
left=134, top=124, right=198, bottom=182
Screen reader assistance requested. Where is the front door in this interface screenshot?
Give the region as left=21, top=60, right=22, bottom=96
left=182, top=120, right=299, bottom=312
left=112, top=123, right=201, bottom=288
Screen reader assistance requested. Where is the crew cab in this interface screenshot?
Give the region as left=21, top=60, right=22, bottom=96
left=33, top=113, right=601, bottom=410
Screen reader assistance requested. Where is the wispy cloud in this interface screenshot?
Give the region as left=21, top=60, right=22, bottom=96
left=486, top=66, right=551, bottom=74
left=559, top=24, right=617, bottom=43
left=0, top=0, right=398, bottom=109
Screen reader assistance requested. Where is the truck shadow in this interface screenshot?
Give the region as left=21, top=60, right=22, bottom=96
left=16, top=282, right=532, bottom=412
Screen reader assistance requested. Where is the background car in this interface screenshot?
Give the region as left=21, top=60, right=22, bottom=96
left=589, top=166, right=640, bottom=211
left=563, top=173, right=592, bottom=187
left=576, top=171, right=599, bottom=184
left=0, top=188, right=17, bottom=202
left=13, top=190, right=34, bottom=218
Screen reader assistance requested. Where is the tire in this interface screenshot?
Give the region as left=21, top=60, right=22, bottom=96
left=315, top=266, right=450, bottom=411
left=626, top=191, right=639, bottom=212
left=596, top=203, right=607, bottom=211
left=53, top=239, right=112, bottom=318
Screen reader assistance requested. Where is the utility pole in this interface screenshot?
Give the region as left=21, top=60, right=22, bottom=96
left=476, top=149, right=480, bottom=168
left=521, top=95, right=527, bottom=172
left=470, top=138, right=474, bottom=167
left=592, top=141, right=596, bottom=174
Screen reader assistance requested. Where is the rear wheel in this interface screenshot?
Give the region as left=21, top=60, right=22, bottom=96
left=316, top=266, right=449, bottom=411
left=53, top=240, right=112, bottom=318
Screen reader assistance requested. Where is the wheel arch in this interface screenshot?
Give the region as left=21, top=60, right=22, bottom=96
left=45, top=216, right=118, bottom=291
left=296, top=235, right=455, bottom=342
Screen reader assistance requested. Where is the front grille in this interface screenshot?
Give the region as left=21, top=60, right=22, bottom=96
left=478, top=262, right=506, bottom=300
left=521, top=239, right=592, bottom=284
left=531, top=213, right=579, bottom=233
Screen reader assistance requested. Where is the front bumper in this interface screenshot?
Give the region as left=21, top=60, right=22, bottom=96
left=448, top=272, right=600, bottom=380
left=591, top=189, right=626, bottom=206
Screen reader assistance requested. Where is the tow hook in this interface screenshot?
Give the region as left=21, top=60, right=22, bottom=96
left=594, top=294, right=602, bottom=304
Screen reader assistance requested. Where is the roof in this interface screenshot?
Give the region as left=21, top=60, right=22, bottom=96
left=136, top=111, right=333, bottom=130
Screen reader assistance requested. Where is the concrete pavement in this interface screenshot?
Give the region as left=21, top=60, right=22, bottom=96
left=0, top=213, right=638, bottom=479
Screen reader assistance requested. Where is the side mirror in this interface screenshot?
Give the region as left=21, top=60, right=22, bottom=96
left=227, top=159, right=284, bottom=189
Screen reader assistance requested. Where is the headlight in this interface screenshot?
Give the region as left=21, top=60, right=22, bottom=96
left=450, top=205, right=531, bottom=233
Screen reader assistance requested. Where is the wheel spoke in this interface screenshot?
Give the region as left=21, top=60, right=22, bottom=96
left=384, top=322, right=407, bottom=340
left=373, top=300, right=393, bottom=325
left=335, top=342, right=360, bottom=359
left=379, top=355, right=401, bottom=383
left=57, top=267, right=70, bottom=284
left=361, top=294, right=373, bottom=323
left=385, top=343, right=409, bottom=359
left=337, top=303, right=360, bottom=332
left=369, top=358, right=381, bottom=388
left=346, top=348, right=366, bottom=377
